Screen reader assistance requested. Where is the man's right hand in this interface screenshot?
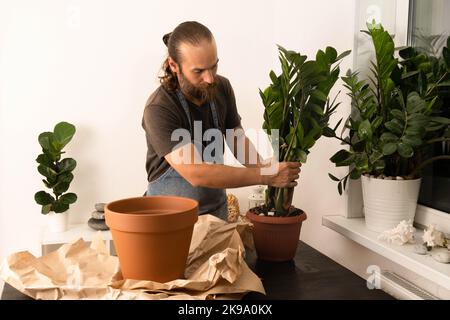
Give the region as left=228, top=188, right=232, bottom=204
left=263, top=162, right=301, bottom=188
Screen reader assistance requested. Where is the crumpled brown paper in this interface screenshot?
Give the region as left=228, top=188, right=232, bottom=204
left=0, top=214, right=265, bottom=300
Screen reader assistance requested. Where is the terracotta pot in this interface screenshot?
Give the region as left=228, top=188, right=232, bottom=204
left=246, top=210, right=307, bottom=262
left=105, top=196, right=198, bottom=282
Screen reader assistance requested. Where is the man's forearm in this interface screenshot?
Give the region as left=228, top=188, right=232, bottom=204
left=232, top=130, right=267, bottom=168
left=188, top=163, right=266, bottom=188
left=165, top=140, right=271, bottom=188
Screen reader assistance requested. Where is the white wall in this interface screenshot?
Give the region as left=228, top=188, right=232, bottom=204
left=0, top=0, right=370, bottom=280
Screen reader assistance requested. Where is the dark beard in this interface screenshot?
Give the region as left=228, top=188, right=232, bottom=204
left=178, top=72, right=217, bottom=105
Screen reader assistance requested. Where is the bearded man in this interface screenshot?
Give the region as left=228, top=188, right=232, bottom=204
left=142, top=21, right=301, bottom=220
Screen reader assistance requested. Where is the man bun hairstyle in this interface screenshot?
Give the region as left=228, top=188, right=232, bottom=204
left=162, top=32, right=172, bottom=47
left=160, top=21, right=213, bottom=91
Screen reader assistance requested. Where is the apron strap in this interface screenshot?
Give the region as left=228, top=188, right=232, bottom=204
left=175, top=89, right=223, bottom=163
left=175, top=89, right=220, bottom=129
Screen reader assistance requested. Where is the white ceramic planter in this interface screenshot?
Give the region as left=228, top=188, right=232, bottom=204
left=47, top=211, right=69, bottom=233
left=361, top=176, right=422, bottom=233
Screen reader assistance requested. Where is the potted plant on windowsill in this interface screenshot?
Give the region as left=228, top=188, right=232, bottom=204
left=34, top=122, right=77, bottom=233
left=246, top=45, right=350, bottom=261
left=327, top=22, right=450, bottom=232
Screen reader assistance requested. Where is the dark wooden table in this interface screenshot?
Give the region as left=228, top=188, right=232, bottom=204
left=243, top=241, right=393, bottom=299
left=1, top=241, right=393, bottom=300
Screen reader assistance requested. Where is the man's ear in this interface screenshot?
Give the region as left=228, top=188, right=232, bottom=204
left=168, top=57, right=180, bottom=74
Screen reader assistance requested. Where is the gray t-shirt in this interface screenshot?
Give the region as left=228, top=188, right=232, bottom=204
left=142, top=75, right=242, bottom=182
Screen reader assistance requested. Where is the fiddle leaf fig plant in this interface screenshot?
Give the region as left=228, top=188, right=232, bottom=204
left=327, top=22, right=450, bottom=194
left=260, top=45, right=350, bottom=216
left=34, top=122, right=78, bottom=214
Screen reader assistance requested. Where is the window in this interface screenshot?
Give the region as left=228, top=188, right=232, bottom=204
left=409, top=0, right=450, bottom=213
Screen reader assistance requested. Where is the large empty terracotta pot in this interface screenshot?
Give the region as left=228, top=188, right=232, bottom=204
left=105, top=196, right=198, bottom=283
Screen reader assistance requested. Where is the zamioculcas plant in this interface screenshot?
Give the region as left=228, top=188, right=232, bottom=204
left=327, top=22, right=450, bottom=194
left=260, top=45, right=350, bottom=215
left=34, top=122, right=78, bottom=214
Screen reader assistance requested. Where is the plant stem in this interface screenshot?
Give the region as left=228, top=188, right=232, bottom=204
left=283, top=119, right=299, bottom=161
left=274, top=187, right=294, bottom=216
left=336, top=135, right=353, bottom=146
left=425, top=71, right=449, bottom=97
left=280, top=99, right=289, bottom=138
left=266, top=186, right=275, bottom=210
left=409, top=155, right=450, bottom=178
left=283, top=93, right=305, bottom=161
left=425, top=137, right=450, bottom=145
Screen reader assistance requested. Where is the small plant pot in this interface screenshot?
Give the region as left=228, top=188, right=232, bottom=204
left=361, top=175, right=422, bottom=232
left=47, top=211, right=69, bottom=233
left=246, top=209, right=307, bottom=262
left=105, top=196, right=198, bottom=282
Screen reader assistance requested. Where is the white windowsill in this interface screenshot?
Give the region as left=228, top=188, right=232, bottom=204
left=322, top=215, right=450, bottom=290
left=415, top=205, right=450, bottom=235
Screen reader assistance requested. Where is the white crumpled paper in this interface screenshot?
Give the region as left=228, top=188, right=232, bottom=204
left=0, top=214, right=265, bottom=300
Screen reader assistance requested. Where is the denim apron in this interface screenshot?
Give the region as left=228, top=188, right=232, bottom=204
left=146, top=89, right=228, bottom=221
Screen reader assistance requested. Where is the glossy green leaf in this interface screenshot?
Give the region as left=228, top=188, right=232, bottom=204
left=36, top=153, right=54, bottom=167
left=322, top=127, right=335, bottom=137
left=355, top=156, right=369, bottom=172
left=59, top=193, right=77, bottom=205
left=58, top=158, right=77, bottom=173
left=385, top=121, right=403, bottom=136
left=350, top=169, right=362, bottom=179
left=371, top=116, right=383, bottom=129
left=401, top=70, right=419, bottom=79
left=390, top=109, right=405, bottom=121
left=54, top=182, right=70, bottom=194
left=328, top=173, right=340, bottom=182
left=358, top=120, right=372, bottom=140
left=373, top=160, right=385, bottom=172
left=406, top=92, right=426, bottom=114
left=330, top=149, right=353, bottom=165
left=269, top=70, right=278, bottom=83
left=38, top=132, right=54, bottom=150
left=38, top=165, right=57, bottom=179
left=397, top=142, right=414, bottom=158
left=52, top=201, right=69, bottom=213
left=402, top=136, right=422, bottom=147
left=343, top=176, right=348, bottom=190
left=295, top=149, right=308, bottom=163
left=380, top=132, right=398, bottom=142
left=34, top=191, right=55, bottom=206
left=338, top=181, right=342, bottom=195
left=57, top=172, right=74, bottom=184
left=336, top=50, right=351, bottom=61
left=41, top=204, right=52, bottom=214
left=382, top=143, right=397, bottom=155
